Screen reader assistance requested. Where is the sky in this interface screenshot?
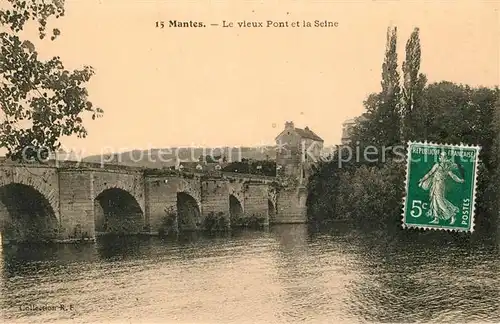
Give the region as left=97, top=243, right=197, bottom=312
left=11, top=0, right=500, bottom=155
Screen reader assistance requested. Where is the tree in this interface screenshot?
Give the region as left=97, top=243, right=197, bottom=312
left=486, top=96, right=500, bottom=232
left=347, top=26, right=402, bottom=166
left=401, top=27, right=427, bottom=140
left=420, top=83, right=499, bottom=232
left=353, top=27, right=401, bottom=149
left=309, top=82, right=499, bottom=234
left=350, top=93, right=380, bottom=145
left=491, top=96, right=500, bottom=167
left=0, top=0, right=102, bottom=162
left=306, top=24, right=500, bottom=236
left=377, top=26, right=402, bottom=147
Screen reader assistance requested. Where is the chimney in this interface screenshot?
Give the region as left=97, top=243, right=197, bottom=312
left=285, top=121, right=294, bottom=129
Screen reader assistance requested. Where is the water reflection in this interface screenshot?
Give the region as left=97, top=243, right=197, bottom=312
left=270, top=224, right=359, bottom=323
left=344, top=230, right=500, bottom=323
left=0, top=224, right=499, bottom=323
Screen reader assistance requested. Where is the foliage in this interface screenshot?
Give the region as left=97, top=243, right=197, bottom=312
left=203, top=212, right=228, bottom=232
left=401, top=28, right=427, bottom=140
left=307, top=149, right=403, bottom=227
left=222, top=158, right=276, bottom=176
left=158, top=206, right=178, bottom=237
left=199, top=154, right=224, bottom=163
left=308, top=25, right=500, bottom=236
left=356, top=26, right=402, bottom=149
left=0, top=0, right=102, bottom=161
left=231, top=214, right=266, bottom=229
left=334, top=159, right=405, bottom=230
left=483, top=96, right=500, bottom=232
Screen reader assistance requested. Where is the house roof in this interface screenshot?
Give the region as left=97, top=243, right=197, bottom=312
left=179, top=162, right=200, bottom=168
left=275, top=126, right=323, bottom=142
left=295, top=127, right=323, bottom=142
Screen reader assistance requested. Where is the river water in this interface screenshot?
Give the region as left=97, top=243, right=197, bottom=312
left=0, top=223, right=499, bottom=323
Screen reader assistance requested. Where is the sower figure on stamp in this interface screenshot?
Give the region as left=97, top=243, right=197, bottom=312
left=418, top=151, right=465, bottom=225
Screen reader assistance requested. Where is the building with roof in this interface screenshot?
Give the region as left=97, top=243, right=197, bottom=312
left=275, top=121, right=324, bottom=186
left=341, top=118, right=356, bottom=145
left=341, top=115, right=368, bottom=145
left=175, top=156, right=228, bottom=172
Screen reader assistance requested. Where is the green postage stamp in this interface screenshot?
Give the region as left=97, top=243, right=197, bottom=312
left=402, top=142, right=481, bottom=232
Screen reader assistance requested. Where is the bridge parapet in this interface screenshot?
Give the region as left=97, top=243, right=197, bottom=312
left=0, top=160, right=146, bottom=173
left=222, top=171, right=276, bottom=181
left=0, top=161, right=57, bottom=169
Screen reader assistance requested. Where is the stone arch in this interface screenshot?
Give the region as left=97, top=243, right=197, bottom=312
left=0, top=183, right=59, bottom=243
left=94, top=187, right=144, bottom=235
left=177, top=191, right=201, bottom=231
left=229, top=194, right=244, bottom=224
left=0, top=169, right=59, bottom=222
left=177, top=179, right=202, bottom=208
left=228, top=181, right=245, bottom=208
left=92, top=177, right=145, bottom=216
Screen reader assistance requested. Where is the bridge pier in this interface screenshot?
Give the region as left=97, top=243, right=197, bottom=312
left=275, top=186, right=308, bottom=224
left=58, top=170, right=96, bottom=242
left=145, top=175, right=204, bottom=234
left=242, top=182, right=270, bottom=226
left=201, top=178, right=231, bottom=229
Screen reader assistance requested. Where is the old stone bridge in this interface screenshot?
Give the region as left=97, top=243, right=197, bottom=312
left=0, top=161, right=308, bottom=244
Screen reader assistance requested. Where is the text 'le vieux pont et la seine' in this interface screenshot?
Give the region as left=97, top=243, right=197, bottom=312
left=155, top=19, right=339, bottom=28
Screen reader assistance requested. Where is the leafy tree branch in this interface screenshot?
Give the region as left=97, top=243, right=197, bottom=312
left=0, top=0, right=102, bottom=162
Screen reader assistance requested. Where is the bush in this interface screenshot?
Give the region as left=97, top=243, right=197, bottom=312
left=309, top=158, right=404, bottom=230
left=231, top=214, right=266, bottom=229
left=158, top=207, right=178, bottom=237
left=203, top=212, right=228, bottom=232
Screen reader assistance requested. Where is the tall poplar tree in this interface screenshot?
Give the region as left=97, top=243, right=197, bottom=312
left=401, top=27, right=427, bottom=140
left=373, top=26, right=401, bottom=148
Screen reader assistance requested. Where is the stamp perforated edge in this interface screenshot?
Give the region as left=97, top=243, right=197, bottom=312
left=401, top=141, right=481, bottom=233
